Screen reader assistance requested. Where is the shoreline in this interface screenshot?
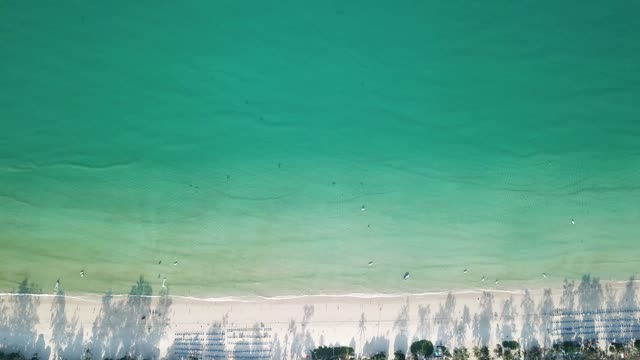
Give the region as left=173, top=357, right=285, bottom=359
left=1, top=277, right=638, bottom=302
left=0, top=286, right=549, bottom=303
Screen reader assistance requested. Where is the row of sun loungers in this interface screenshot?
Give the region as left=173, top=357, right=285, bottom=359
left=548, top=309, right=640, bottom=316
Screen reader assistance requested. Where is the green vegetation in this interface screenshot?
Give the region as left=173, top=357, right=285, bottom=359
left=312, top=346, right=354, bottom=360
left=495, top=341, right=521, bottom=360
left=473, top=346, right=491, bottom=360
left=410, top=340, right=434, bottom=358
left=503, top=350, right=519, bottom=360
left=583, top=339, right=599, bottom=353
left=7, top=341, right=640, bottom=360
left=361, top=352, right=387, bottom=360
left=522, top=345, right=541, bottom=360
left=0, top=352, right=32, bottom=360
left=494, top=344, right=503, bottom=357
left=452, top=347, right=470, bottom=360
left=609, top=343, right=625, bottom=353
left=554, top=340, right=580, bottom=354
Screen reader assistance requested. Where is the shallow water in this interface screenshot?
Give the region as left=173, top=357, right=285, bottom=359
left=1, top=1, right=639, bottom=297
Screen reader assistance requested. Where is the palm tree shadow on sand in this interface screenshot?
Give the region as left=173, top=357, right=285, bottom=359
left=86, top=275, right=172, bottom=360
left=50, top=288, right=85, bottom=360
left=393, top=299, right=410, bottom=355
left=0, top=279, right=50, bottom=360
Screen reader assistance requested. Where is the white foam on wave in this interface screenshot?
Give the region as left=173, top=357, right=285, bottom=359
left=1, top=279, right=634, bottom=303
left=0, top=288, right=524, bottom=303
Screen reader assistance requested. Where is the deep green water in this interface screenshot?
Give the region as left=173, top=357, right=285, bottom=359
left=1, top=1, right=639, bottom=297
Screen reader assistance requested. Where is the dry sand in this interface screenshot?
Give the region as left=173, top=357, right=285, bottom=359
left=1, top=278, right=639, bottom=359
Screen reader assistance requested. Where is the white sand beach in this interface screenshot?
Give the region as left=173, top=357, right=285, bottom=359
left=1, top=276, right=638, bottom=359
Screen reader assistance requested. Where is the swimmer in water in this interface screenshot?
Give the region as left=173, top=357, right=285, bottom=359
left=403, top=272, right=410, bottom=280
left=80, top=270, right=85, bottom=277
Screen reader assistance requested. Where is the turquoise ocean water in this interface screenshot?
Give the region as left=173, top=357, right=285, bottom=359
left=1, top=1, right=639, bottom=297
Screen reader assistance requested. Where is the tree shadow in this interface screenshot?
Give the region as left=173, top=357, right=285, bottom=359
left=454, top=305, right=471, bottom=348
left=602, top=277, right=640, bottom=343
left=393, top=299, right=409, bottom=354
left=144, top=287, right=172, bottom=358
left=167, top=318, right=230, bottom=360
left=50, top=289, right=85, bottom=360
left=498, top=296, right=517, bottom=341
left=550, top=275, right=636, bottom=346
left=50, top=291, right=65, bottom=359
left=231, top=322, right=271, bottom=360
left=471, top=292, right=493, bottom=347
left=302, top=328, right=315, bottom=357
left=618, top=277, right=640, bottom=342
left=362, top=336, right=389, bottom=357
left=289, top=305, right=315, bottom=360
left=281, top=333, right=289, bottom=360
left=0, top=296, right=6, bottom=346
left=0, top=279, right=50, bottom=359
left=271, top=333, right=282, bottom=360
left=205, top=321, right=227, bottom=360
left=415, top=305, right=431, bottom=341
left=88, top=275, right=172, bottom=359
left=358, top=313, right=367, bottom=343
left=604, top=282, right=619, bottom=343
left=288, top=319, right=301, bottom=359
left=435, top=293, right=456, bottom=346
left=520, top=289, right=539, bottom=350
left=576, top=274, right=603, bottom=342
left=538, top=288, right=554, bottom=348
left=302, top=305, right=315, bottom=357
left=558, top=279, right=577, bottom=341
